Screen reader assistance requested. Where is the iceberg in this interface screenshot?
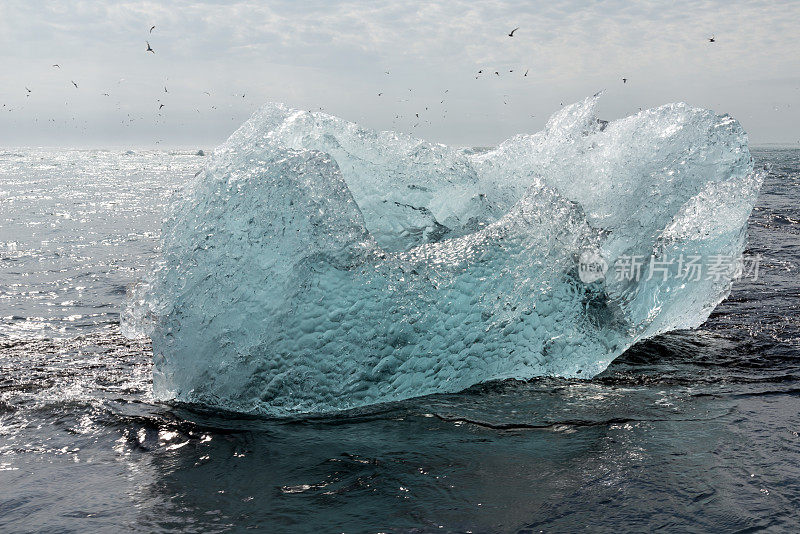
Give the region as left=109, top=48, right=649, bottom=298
left=124, top=95, right=763, bottom=416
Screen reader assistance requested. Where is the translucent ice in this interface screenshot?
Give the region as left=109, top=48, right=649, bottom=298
left=124, top=96, right=763, bottom=416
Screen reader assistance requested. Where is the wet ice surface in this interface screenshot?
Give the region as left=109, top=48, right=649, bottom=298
left=130, top=99, right=762, bottom=415
left=1, top=147, right=799, bottom=532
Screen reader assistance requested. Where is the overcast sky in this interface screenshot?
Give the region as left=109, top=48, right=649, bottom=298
left=1, top=0, right=798, bottom=148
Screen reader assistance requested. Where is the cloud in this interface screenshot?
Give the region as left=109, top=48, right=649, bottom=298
left=0, top=0, right=798, bottom=146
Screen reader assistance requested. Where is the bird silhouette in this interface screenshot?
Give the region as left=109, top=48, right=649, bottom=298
left=159, top=103, right=165, bottom=109
left=150, top=25, right=156, bottom=33
left=164, top=86, right=168, bottom=93
left=524, top=69, right=529, bottom=76
left=71, top=80, right=78, bottom=88
left=622, top=78, right=627, bottom=83
left=708, top=35, right=715, bottom=42
left=508, top=27, right=519, bottom=37
left=146, top=41, right=155, bottom=53
left=52, top=64, right=60, bottom=68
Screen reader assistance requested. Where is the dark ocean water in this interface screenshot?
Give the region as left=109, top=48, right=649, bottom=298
left=0, top=147, right=798, bottom=533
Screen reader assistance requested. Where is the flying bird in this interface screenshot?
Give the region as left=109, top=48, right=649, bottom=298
left=378, top=92, right=383, bottom=96
left=203, top=91, right=211, bottom=96
left=524, top=69, right=529, bottom=77
left=146, top=41, right=155, bottom=53
left=622, top=78, right=627, bottom=83
left=52, top=64, right=60, bottom=68
left=71, top=80, right=78, bottom=88
left=25, top=87, right=31, bottom=93
left=164, top=86, right=168, bottom=93
left=708, top=35, right=715, bottom=42
left=508, top=27, right=519, bottom=37
left=159, top=103, right=165, bottom=109
left=150, top=25, right=156, bottom=33
left=494, top=71, right=499, bottom=76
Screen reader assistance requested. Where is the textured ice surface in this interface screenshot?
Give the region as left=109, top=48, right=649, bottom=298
left=124, top=96, right=763, bottom=416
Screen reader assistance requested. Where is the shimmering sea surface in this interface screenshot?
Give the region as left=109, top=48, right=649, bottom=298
left=0, top=147, right=799, bottom=533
